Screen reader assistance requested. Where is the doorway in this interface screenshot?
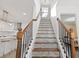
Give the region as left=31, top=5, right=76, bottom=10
left=41, top=6, right=50, bottom=19
left=60, top=14, right=77, bottom=40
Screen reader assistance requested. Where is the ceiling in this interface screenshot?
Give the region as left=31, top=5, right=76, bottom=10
left=40, top=0, right=56, bottom=6
left=0, top=0, right=57, bottom=23
left=57, top=0, right=79, bottom=8
left=0, top=0, right=34, bottom=23
left=40, top=0, right=50, bottom=5
left=61, top=14, right=75, bottom=20
left=56, top=0, right=79, bottom=16
left=0, top=0, right=78, bottom=23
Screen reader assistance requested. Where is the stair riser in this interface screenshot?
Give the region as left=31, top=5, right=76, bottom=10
left=33, top=44, right=58, bottom=48
left=37, top=33, right=55, bottom=34
left=40, top=20, right=50, bottom=21
left=40, top=22, right=51, bottom=23
left=40, top=21, right=51, bottom=23
left=36, top=37, right=56, bottom=39
left=41, top=20, right=50, bottom=22
left=39, top=24, right=51, bottom=25
left=38, top=31, right=54, bottom=33
left=39, top=23, right=51, bottom=25
left=41, top=19, right=50, bottom=21
left=38, top=29, right=53, bottom=31
left=39, top=28, right=52, bottom=30
left=39, top=26, right=52, bottom=27
left=36, top=35, right=55, bottom=38
left=39, top=25, right=51, bottom=27
left=40, top=24, right=51, bottom=25
left=32, top=52, right=59, bottom=57
left=35, top=39, right=57, bottom=43
left=39, top=27, right=52, bottom=29
left=39, top=26, right=52, bottom=28
left=37, top=33, right=55, bottom=36
left=40, top=23, right=51, bottom=25
left=33, top=48, right=59, bottom=51
left=32, top=56, right=59, bottom=58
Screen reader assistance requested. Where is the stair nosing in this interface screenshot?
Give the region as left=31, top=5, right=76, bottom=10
left=34, top=42, right=58, bottom=44
left=38, top=30, right=53, bottom=31
left=36, top=37, right=56, bottom=39
left=32, top=56, right=59, bottom=58
left=32, top=48, right=59, bottom=52
left=37, top=33, right=55, bottom=34
left=39, top=27, right=52, bottom=28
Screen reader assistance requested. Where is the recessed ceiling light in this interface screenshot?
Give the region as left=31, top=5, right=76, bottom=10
left=23, top=13, right=26, bottom=16
left=3, top=9, right=8, bottom=14
left=9, top=23, right=12, bottom=26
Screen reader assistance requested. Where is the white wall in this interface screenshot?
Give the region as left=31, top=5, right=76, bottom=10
left=33, top=0, right=40, bottom=19
left=0, top=36, right=17, bottom=57
left=0, top=21, right=15, bottom=31
left=50, top=1, right=59, bottom=40
left=50, top=17, right=59, bottom=39
left=56, top=0, right=79, bottom=18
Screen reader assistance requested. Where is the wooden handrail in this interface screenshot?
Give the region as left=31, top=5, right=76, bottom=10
left=23, top=12, right=40, bottom=33
left=57, top=18, right=70, bottom=34
left=57, top=18, right=76, bottom=58
left=23, top=20, right=33, bottom=33
left=16, top=12, right=40, bottom=58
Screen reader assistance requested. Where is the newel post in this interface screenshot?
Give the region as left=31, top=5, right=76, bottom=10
left=69, top=28, right=76, bottom=58
left=16, top=23, right=23, bottom=58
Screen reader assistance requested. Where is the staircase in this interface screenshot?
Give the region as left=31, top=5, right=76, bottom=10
left=32, top=19, right=60, bottom=58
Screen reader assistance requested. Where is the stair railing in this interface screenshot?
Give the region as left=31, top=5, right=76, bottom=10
left=16, top=12, right=40, bottom=58
left=57, top=18, right=76, bottom=58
